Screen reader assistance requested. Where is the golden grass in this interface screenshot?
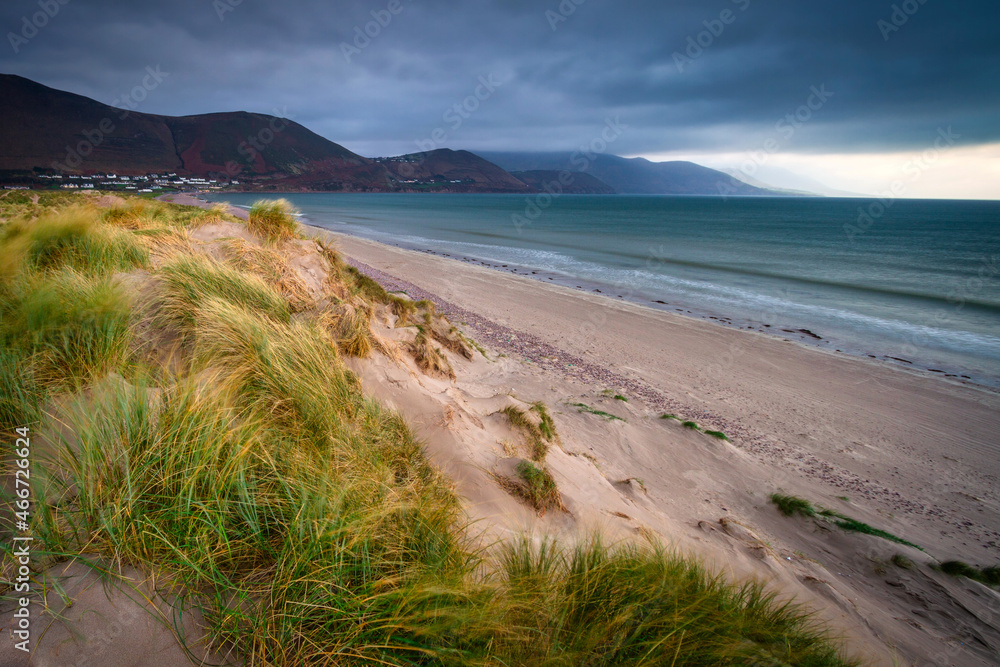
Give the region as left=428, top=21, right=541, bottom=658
left=248, top=199, right=299, bottom=243
left=3, top=191, right=858, bottom=667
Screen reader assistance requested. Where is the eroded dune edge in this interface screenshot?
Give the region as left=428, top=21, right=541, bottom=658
left=0, top=191, right=997, bottom=666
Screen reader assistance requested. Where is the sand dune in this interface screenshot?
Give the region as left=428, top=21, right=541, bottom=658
left=314, top=226, right=1000, bottom=666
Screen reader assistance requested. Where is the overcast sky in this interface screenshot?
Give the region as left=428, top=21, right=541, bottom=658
left=3, top=0, right=998, bottom=198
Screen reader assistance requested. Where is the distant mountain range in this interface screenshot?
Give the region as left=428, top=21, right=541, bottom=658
left=0, top=73, right=793, bottom=196
left=478, top=152, right=777, bottom=196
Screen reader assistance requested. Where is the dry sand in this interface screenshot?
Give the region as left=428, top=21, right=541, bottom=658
left=318, top=227, right=1000, bottom=666
left=150, top=194, right=1000, bottom=665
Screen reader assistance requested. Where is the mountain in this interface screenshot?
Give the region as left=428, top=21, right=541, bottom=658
left=1, top=74, right=785, bottom=196
left=479, top=151, right=781, bottom=196
left=510, top=170, right=616, bottom=194
left=0, top=74, right=394, bottom=191
left=0, top=75, right=527, bottom=193
left=377, top=149, right=532, bottom=193
left=725, top=166, right=858, bottom=197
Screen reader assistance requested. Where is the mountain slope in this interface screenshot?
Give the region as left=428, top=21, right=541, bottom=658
left=479, top=151, right=782, bottom=196
left=0, top=73, right=390, bottom=189
left=511, top=170, right=616, bottom=194
left=378, top=149, right=533, bottom=193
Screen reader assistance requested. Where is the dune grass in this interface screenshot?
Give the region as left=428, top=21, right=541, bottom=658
left=320, top=299, right=378, bottom=358
left=660, top=414, right=731, bottom=441
left=497, top=537, right=852, bottom=665
left=501, top=402, right=557, bottom=462
left=570, top=401, right=625, bottom=422
left=509, top=460, right=562, bottom=513
left=157, top=254, right=291, bottom=331
left=770, top=494, right=924, bottom=550
left=248, top=198, right=299, bottom=243
left=770, top=493, right=817, bottom=517
left=0, top=206, right=149, bottom=278
left=1, top=193, right=858, bottom=666
left=1, top=269, right=135, bottom=391
left=937, top=561, right=1000, bottom=586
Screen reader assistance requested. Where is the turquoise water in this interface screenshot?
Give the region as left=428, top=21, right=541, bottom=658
left=206, top=193, right=1000, bottom=387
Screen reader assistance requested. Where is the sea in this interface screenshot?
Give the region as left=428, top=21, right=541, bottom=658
left=203, top=193, right=1000, bottom=388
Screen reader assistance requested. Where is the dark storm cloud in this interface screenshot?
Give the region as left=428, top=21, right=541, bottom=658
left=2, top=0, right=998, bottom=157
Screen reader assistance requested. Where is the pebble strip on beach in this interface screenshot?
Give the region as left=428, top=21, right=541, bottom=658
left=347, top=256, right=1000, bottom=551
left=168, top=196, right=997, bottom=551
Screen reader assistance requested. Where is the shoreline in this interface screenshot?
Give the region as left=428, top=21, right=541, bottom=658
left=163, top=192, right=1000, bottom=663
left=313, top=229, right=1000, bottom=557
left=169, top=193, right=1000, bottom=555
left=203, top=192, right=999, bottom=390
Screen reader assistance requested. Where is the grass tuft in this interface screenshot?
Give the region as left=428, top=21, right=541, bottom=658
left=938, top=561, right=1000, bottom=586
left=247, top=198, right=299, bottom=243
left=410, top=329, right=455, bottom=380
left=156, top=254, right=291, bottom=333
left=570, top=402, right=625, bottom=422
left=1, top=269, right=134, bottom=390
left=771, top=494, right=924, bottom=551
left=891, top=554, right=914, bottom=570
left=513, top=460, right=562, bottom=512
left=501, top=403, right=556, bottom=462
left=0, top=206, right=148, bottom=278
left=770, top=493, right=817, bottom=518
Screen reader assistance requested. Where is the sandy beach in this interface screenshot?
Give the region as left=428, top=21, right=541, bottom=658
left=160, top=194, right=1000, bottom=665
left=319, top=229, right=1000, bottom=665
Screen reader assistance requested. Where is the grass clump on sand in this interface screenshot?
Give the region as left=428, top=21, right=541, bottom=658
left=0, top=206, right=148, bottom=278
left=570, top=402, right=625, bottom=422
left=770, top=493, right=817, bottom=518
left=497, top=537, right=853, bottom=665
left=248, top=198, right=299, bottom=242
left=512, top=460, right=562, bottom=512
left=3, top=193, right=859, bottom=666
left=410, top=328, right=455, bottom=379
left=660, top=414, right=731, bottom=441
left=770, top=494, right=924, bottom=550
left=157, top=254, right=291, bottom=331
left=320, top=298, right=379, bottom=358
left=937, top=561, right=1000, bottom=586
left=501, top=402, right=558, bottom=461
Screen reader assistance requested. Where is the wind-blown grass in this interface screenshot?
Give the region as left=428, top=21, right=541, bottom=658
left=570, top=402, right=625, bottom=422
left=497, top=537, right=852, bottom=665
left=7, top=193, right=857, bottom=666
left=771, top=494, right=924, bottom=550
left=157, top=254, right=291, bottom=332
left=1, top=269, right=134, bottom=390
left=248, top=198, right=299, bottom=243
left=0, top=206, right=148, bottom=278
left=501, top=403, right=557, bottom=462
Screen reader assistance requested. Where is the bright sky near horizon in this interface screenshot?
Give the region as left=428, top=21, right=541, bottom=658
left=2, top=0, right=997, bottom=199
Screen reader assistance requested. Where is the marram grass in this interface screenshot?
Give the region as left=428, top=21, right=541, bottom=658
left=248, top=198, right=299, bottom=242
left=4, top=193, right=858, bottom=666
